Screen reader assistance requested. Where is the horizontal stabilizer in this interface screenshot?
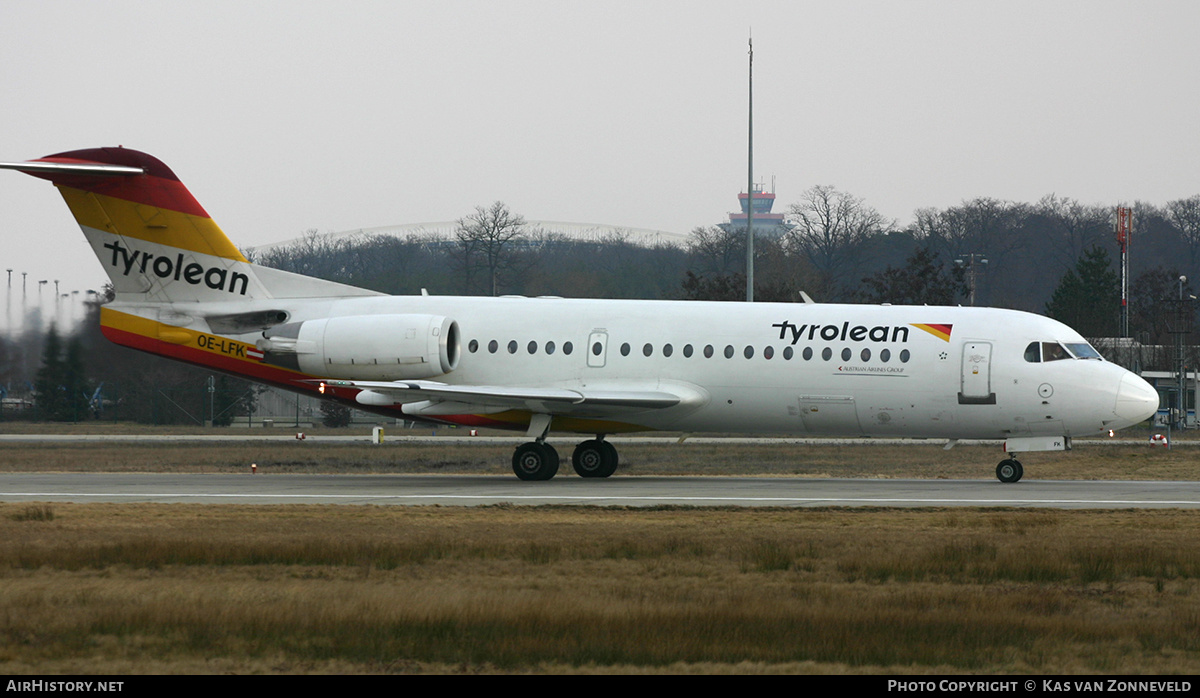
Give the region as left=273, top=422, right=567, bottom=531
left=0, top=160, right=143, bottom=177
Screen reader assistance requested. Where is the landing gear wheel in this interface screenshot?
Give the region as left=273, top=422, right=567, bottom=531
left=513, top=442, right=560, bottom=481
left=996, top=458, right=1023, bottom=483
left=572, top=439, right=619, bottom=478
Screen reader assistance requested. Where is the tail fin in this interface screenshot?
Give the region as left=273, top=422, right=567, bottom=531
left=1, top=147, right=269, bottom=302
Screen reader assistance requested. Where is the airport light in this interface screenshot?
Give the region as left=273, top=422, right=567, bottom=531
left=954, top=254, right=988, bottom=306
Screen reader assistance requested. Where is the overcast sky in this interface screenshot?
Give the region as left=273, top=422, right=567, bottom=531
left=2, top=0, right=1198, bottom=326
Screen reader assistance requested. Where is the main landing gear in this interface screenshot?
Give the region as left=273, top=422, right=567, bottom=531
left=511, top=437, right=619, bottom=481
left=512, top=441, right=559, bottom=481
left=570, top=439, right=619, bottom=478
left=996, top=457, right=1024, bottom=483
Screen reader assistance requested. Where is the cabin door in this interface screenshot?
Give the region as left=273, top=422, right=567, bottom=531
left=959, top=341, right=996, bottom=404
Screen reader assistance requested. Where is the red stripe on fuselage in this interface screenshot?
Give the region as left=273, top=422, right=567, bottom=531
left=100, top=322, right=317, bottom=394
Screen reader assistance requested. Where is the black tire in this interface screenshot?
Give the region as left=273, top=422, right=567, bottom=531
left=599, top=440, right=619, bottom=477
left=996, top=458, right=1023, bottom=483
left=572, top=439, right=619, bottom=478
left=513, top=442, right=559, bottom=481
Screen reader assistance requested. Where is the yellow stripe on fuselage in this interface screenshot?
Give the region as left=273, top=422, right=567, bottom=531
left=100, top=307, right=267, bottom=365
left=59, top=186, right=247, bottom=262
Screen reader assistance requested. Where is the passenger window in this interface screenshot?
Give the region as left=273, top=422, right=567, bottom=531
left=861, top=348, right=871, bottom=361
left=801, top=347, right=811, bottom=361
left=527, top=341, right=538, bottom=354
left=763, top=346, right=773, bottom=360
left=546, top=341, right=556, bottom=355
left=841, top=348, right=852, bottom=361
left=620, top=343, right=631, bottom=356
left=564, top=342, right=573, bottom=355
left=507, top=340, right=517, bottom=354
left=724, top=345, right=735, bottom=359
left=704, top=345, right=714, bottom=358
left=469, top=339, right=479, bottom=353
left=821, top=347, right=832, bottom=361
left=643, top=343, right=653, bottom=357
left=783, top=346, right=794, bottom=360
left=1024, top=342, right=1040, bottom=363
left=663, top=344, right=673, bottom=357
left=683, top=344, right=693, bottom=358
left=488, top=340, right=498, bottom=354
left=880, top=348, right=890, bottom=363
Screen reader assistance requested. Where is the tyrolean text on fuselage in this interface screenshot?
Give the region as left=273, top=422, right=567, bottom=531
left=772, top=320, right=909, bottom=345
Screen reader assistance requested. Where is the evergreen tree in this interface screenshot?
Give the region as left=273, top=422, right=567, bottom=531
left=855, top=245, right=968, bottom=305
left=1045, top=246, right=1120, bottom=337
left=33, top=326, right=66, bottom=422
left=320, top=400, right=352, bottom=428
left=61, top=334, right=88, bottom=422
left=212, top=374, right=259, bottom=426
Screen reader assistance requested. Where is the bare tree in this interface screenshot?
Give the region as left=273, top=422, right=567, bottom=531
left=254, top=230, right=358, bottom=283
left=937, top=198, right=1029, bottom=262
left=912, top=198, right=1033, bottom=307
left=454, top=201, right=529, bottom=296
left=784, top=185, right=894, bottom=286
left=1033, top=195, right=1111, bottom=273
left=686, top=225, right=745, bottom=276
left=1166, top=195, right=1200, bottom=268
left=910, top=207, right=951, bottom=242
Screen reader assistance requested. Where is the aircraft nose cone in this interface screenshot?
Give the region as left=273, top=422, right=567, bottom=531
left=1114, top=373, right=1159, bottom=424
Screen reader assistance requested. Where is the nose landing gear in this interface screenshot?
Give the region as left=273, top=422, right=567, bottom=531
left=996, top=458, right=1024, bottom=483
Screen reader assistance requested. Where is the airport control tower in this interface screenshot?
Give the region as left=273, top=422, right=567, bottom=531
left=721, top=181, right=790, bottom=237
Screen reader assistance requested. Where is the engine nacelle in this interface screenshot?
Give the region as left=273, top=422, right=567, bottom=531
left=257, top=314, right=460, bottom=380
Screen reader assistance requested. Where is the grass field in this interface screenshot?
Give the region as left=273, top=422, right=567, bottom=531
left=1, top=504, right=1199, bottom=674
left=1, top=423, right=1198, bottom=674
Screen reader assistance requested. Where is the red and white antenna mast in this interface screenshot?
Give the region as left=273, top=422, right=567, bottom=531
left=1116, top=206, right=1132, bottom=337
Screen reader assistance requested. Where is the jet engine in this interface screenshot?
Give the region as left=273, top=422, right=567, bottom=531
left=256, top=314, right=460, bottom=380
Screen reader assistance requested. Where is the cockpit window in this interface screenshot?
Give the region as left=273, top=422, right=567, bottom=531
left=1042, top=342, right=1070, bottom=361
left=1065, top=342, right=1103, bottom=360
left=1025, top=340, right=1103, bottom=362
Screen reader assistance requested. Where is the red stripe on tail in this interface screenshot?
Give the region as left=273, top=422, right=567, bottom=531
left=26, top=147, right=210, bottom=218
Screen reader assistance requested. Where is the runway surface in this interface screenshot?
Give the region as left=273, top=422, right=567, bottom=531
left=1, top=473, right=1199, bottom=508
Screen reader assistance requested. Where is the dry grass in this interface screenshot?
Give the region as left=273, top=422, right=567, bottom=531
left=1, top=423, right=1197, bottom=674
left=1, top=503, right=1200, bottom=674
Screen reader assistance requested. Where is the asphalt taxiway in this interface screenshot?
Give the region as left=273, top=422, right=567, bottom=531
left=1, top=472, right=1198, bottom=508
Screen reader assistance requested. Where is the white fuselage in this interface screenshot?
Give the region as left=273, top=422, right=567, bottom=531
left=132, top=293, right=1159, bottom=440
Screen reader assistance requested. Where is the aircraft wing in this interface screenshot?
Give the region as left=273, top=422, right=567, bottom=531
left=317, top=379, right=692, bottom=417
